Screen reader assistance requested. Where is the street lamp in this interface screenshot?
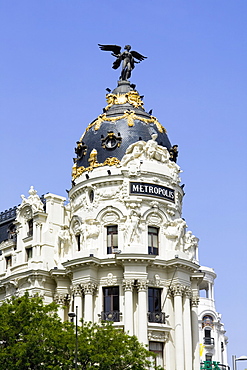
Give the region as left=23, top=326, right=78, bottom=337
left=232, top=355, right=247, bottom=370
left=68, top=306, right=78, bottom=369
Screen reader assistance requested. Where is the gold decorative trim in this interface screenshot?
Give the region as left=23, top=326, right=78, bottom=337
left=86, top=111, right=166, bottom=134
left=105, top=91, right=144, bottom=111
left=72, top=157, right=121, bottom=180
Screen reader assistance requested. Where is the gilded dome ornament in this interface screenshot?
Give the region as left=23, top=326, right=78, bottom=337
left=105, top=91, right=144, bottom=111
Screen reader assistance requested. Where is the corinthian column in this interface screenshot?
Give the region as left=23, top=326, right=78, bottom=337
left=137, top=280, right=148, bottom=345
left=183, top=288, right=192, bottom=370
left=73, top=285, right=83, bottom=324
left=191, top=294, right=200, bottom=370
left=173, top=284, right=185, bottom=370
left=123, top=279, right=134, bottom=335
left=82, top=282, right=96, bottom=322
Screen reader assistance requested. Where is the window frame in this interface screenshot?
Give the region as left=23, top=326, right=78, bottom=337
left=106, top=225, right=118, bottom=254
left=148, top=226, right=159, bottom=255
left=102, top=286, right=120, bottom=322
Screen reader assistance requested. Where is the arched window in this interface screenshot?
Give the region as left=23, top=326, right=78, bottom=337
left=202, top=315, right=213, bottom=328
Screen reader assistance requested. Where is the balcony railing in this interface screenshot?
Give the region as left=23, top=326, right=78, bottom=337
left=203, top=337, right=215, bottom=345
left=148, top=311, right=166, bottom=324
left=101, top=310, right=120, bottom=322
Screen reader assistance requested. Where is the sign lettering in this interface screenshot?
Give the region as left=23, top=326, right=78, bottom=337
left=130, top=182, right=175, bottom=203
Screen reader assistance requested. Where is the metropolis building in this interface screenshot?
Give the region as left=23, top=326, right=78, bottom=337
left=0, top=54, right=228, bottom=369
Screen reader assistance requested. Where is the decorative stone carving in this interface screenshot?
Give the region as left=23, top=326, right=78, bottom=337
left=54, top=293, right=70, bottom=305
left=150, top=201, right=159, bottom=209
left=121, top=134, right=170, bottom=167
left=183, top=286, right=192, bottom=299
left=72, top=284, right=82, bottom=296
left=124, top=210, right=143, bottom=245
left=191, top=293, right=200, bottom=307
left=86, top=221, right=100, bottom=239
left=97, top=186, right=123, bottom=202
left=137, top=279, right=148, bottom=292
left=147, top=212, right=162, bottom=226
left=18, top=186, right=44, bottom=216
left=167, top=161, right=182, bottom=185
left=122, top=279, right=134, bottom=291
left=148, top=331, right=169, bottom=342
left=82, top=282, right=97, bottom=295
left=183, top=231, right=199, bottom=261
left=71, top=216, right=83, bottom=235
left=164, top=218, right=187, bottom=250
left=105, top=273, right=117, bottom=286
left=56, top=227, right=72, bottom=263
left=149, top=274, right=161, bottom=287
left=102, top=212, right=119, bottom=224
left=171, top=284, right=185, bottom=296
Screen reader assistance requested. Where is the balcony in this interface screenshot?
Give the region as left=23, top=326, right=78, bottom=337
left=101, top=310, right=120, bottom=322
left=203, top=337, right=215, bottom=346
left=148, top=311, right=166, bottom=324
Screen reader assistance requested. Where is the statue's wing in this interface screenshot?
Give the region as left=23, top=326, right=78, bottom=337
left=130, top=50, right=147, bottom=61
left=112, top=58, right=121, bottom=70
left=98, top=44, right=122, bottom=55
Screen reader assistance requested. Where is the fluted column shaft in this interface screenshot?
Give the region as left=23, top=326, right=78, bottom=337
left=191, top=295, right=200, bottom=370
left=137, top=280, right=148, bottom=345
left=83, top=282, right=96, bottom=322
left=74, top=286, right=83, bottom=324
left=174, top=285, right=185, bottom=370
left=183, top=290, right=192, bottom=370
left=123, top=279, right=134, bottom=335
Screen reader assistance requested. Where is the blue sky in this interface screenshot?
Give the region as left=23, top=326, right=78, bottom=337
left=1, top=1, right=247, bottom=366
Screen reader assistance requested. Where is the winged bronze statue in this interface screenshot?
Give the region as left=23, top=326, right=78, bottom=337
left=98, top=44, right=147, bottom=81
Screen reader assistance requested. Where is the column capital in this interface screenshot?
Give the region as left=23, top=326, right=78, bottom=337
left=72, top=284, right=82, bottom=296
left=171, top=283, right=185, bottom=296
left=122, top=279, right=134, bottom=292
left=183, top=286, right=192, bottom=299
left=137, top=279, right=149, bottom=292
left=54, top=293, right=70, bottom=305
left=191, top=293, right=199, bottom=307
left=82, top=282, right=97, bottom=295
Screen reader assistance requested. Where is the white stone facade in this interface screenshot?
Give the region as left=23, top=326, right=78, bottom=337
left=0, top=138, right=229, bottom=369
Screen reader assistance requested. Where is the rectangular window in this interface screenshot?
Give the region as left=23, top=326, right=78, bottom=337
left=148, top=227, right=159, bottom=255
left=149, top=341, right=164, bottom=367
left=76, top=234, right=81, bottom=251
left=148, top=287, right=166, bottom=323
left=26, top=247, right=33, bottom=261
left=6, top=255, right=12, bottom=269
left=102, top=286, right=120, bottom=322
left=148, top=287, right=161, bottom=312
left=107, top=226, right=118, bottom=254
left=27, top=219, right=33, bottom=237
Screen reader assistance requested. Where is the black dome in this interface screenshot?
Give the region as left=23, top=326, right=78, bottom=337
left=73, top=80, right=172, bottom=178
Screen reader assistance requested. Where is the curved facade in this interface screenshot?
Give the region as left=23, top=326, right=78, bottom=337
left=0, top=76, right=229, bottom=370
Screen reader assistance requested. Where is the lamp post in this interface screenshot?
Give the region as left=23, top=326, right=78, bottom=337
left=232, top=355, right=247, bottom=370
left=68, top=306, right=78, bottom=369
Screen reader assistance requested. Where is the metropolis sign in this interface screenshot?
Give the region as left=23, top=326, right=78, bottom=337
left=129, top=182, right=175, bottom=203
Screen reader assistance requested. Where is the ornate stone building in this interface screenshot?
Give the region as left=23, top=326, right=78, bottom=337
left=0, top=74, right=228, bottom=369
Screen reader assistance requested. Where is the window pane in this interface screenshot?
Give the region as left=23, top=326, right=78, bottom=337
left=107, top=234, right=112, bottom=247
left=148, top=288, right=161, bottom=312
left=153, top=234, right=158, bottom=247
left=112, top=234, right=118, bottom=247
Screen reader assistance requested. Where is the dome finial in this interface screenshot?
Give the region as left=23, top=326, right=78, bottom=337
left=98, top=44, right=147, bottom=81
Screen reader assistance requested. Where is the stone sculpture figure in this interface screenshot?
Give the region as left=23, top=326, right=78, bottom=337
left=98, top=44, right=147, bottom=80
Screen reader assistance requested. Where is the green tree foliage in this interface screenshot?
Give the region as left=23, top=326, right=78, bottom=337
left=0, top=292, right=74, bottom=369
left=0, top=294, right=163, bottom=370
